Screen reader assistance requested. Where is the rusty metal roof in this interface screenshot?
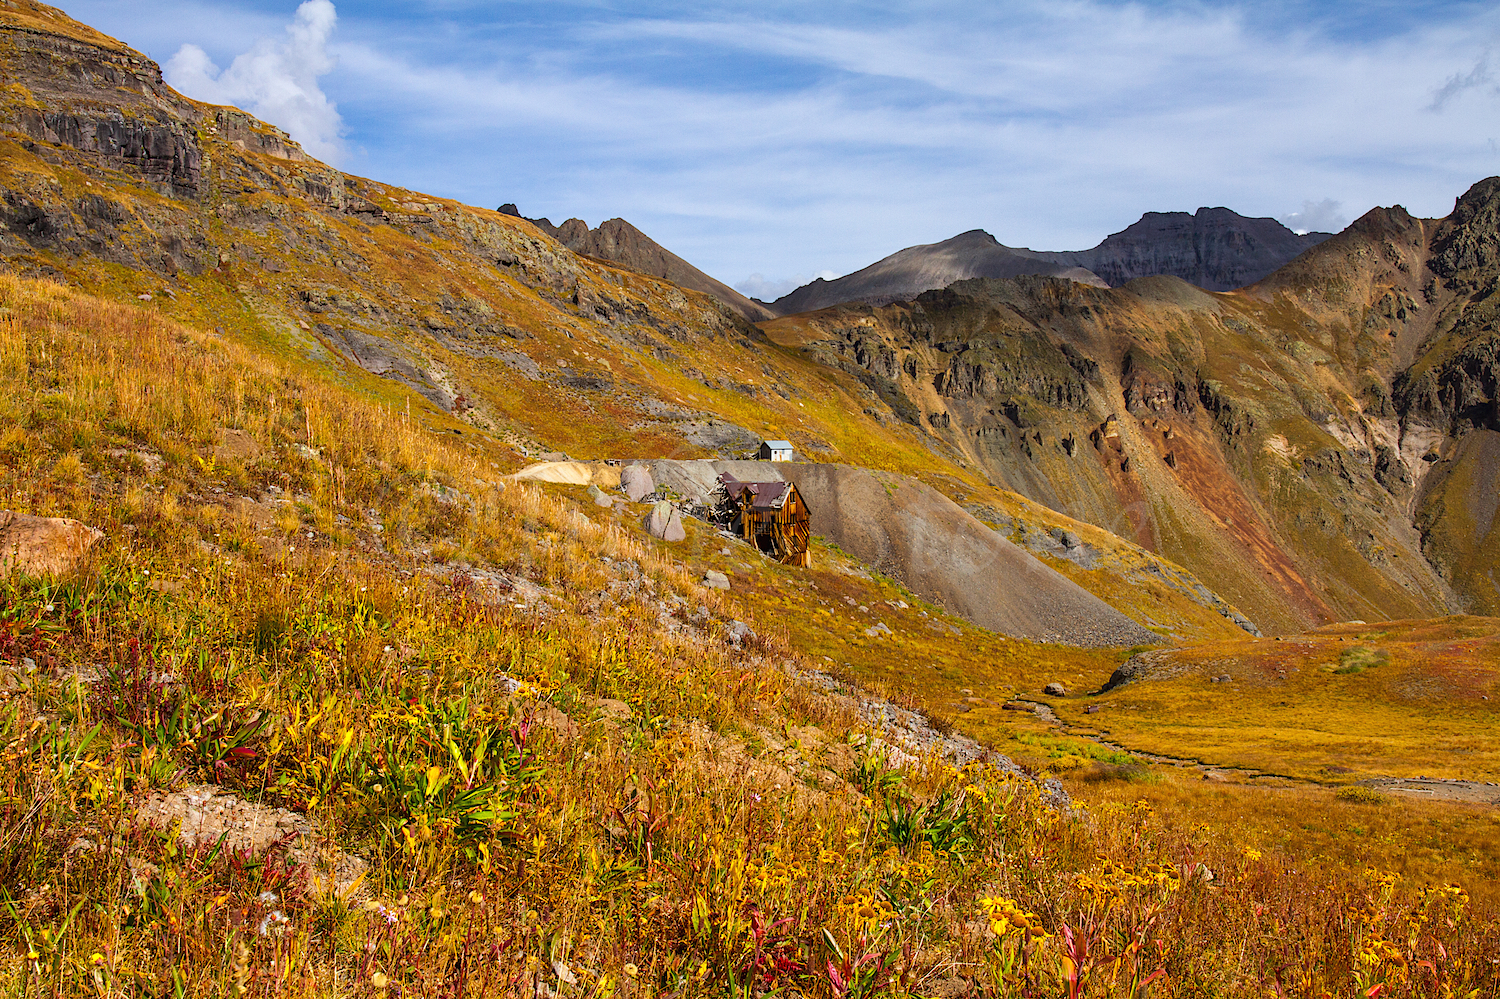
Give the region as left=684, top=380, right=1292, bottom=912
left=719, top=474, right=793, bottom=512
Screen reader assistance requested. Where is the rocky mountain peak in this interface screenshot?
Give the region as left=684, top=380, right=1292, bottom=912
left=1060, top=207, right=1332, bottom=291
left=1431, top=176, right=1500, bottom=279
left=517, top=211, right=773, bottom=320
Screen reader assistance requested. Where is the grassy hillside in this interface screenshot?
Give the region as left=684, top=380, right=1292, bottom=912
left=0, top=4, right=1496, bottom=995
left=0, top=274, right=1497, bottom=997
left=0, top=6, right=1254, bottom=646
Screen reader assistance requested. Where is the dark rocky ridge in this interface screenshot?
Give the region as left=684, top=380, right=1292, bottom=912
left=1032, top=207, right=1333, bottom=292
left=768, top=210, right=1333, bottom=317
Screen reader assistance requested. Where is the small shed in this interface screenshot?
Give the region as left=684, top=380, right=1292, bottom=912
left=757, top=440, right=795, bottom=462
left=719, top=474, right=811, bottom=566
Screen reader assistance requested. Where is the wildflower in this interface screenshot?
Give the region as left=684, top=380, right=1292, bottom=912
left=623, top=963, right=638, bottom=978
left=371, top=971, right=389, bottom=988
left=256, top=909, right=290, bottom=937
left=1243, top=847, right=1262, bottom=861
left=90, top=953, right=105, bottom=966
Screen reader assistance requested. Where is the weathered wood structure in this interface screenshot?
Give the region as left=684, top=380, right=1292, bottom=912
left=718, top=474, right=811, bottom=566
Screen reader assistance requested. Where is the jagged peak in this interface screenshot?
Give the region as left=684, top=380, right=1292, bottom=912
left=1449, top=175, right=1500, bottom=220
left=1429, top=176, right=1500, bottom=280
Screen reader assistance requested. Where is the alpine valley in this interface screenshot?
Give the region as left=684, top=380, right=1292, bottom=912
left=0, top=2, right=1497, bottom=996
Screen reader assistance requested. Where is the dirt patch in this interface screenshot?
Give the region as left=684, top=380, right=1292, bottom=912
left=1360, top=777, right=1500, bottom=805
left=214, top=427, right=261, bottom=464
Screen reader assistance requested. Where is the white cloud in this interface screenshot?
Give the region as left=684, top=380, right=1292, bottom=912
left=735, top=270, right=840, bottom=301
left=165, top=0, right=344, bottom=164
left=1280, top=199, right=1349, bottom=235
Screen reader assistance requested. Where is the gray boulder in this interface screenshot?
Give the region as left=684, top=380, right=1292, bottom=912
left=586, top=484, right=612, bottom=508
left=646, top=501, right=685, bottom=542
left=703, top=570, right=730, bottom=590
left=1043, top=682, right=1067, bottom=696
left=620, top=464, right=655, bottom=502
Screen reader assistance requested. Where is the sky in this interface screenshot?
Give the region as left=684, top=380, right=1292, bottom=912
left=59, top=0, right=1500, bottom=300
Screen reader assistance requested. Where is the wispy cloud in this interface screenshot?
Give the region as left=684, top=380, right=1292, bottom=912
left=1428, top=54, right=1494, bottom=111
left=735, top=271, right=840, bottom=301
left=164, top=0, right=345, bottom=164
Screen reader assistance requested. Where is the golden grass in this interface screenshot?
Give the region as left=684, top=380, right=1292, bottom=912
left=1058, top=618, right=1500, bottom=781
left=0, top=274, right=1496, bottom=998
left=1070, top=773, right=1500, bottom=909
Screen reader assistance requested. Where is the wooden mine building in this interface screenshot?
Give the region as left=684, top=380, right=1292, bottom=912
left=718, top=474, right=811, bottom=566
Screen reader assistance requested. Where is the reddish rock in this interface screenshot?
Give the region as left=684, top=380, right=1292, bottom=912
left=0, top=511, right=103, bottom=575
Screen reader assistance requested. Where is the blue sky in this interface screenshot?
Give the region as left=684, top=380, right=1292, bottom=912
left=61, top=0, right=1500, bottom=298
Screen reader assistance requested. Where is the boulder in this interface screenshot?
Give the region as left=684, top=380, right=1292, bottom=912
left=586, top=484, right=612, bottom=508
left=620, top=464, right=655, bottom=502
left=646, top=501, right=684, bottom=542
left=0, top=512, right=103, bottom=576
left=703, top=570, right=730, bottom=590
left=511, top=461, right=593, bottom=485
left=1043, top=682, right=1067, bottom=696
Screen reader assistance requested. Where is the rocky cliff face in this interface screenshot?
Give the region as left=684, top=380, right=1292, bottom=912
left=1035, top=208, right=1332, bottom=291
left=760, top=181, right=1500, bottom=629
left=519, top=211, right=774, bottom=322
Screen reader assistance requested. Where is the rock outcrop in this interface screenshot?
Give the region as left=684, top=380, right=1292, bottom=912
left=620, top=464, right=655, bottom=502
left=525, top=214, right=774, bottom=322
left=136, top=785, right=367, bottom=897
left=0, top=512, right=102, bottom=575
left=645, top=500, right=685, bottom=542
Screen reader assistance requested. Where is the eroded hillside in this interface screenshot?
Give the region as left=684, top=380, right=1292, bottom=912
left=763, top=187, right=1500, bottom=631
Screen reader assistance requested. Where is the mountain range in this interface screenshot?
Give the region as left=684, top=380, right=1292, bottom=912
left=764, top=208, right=1332, bottom=315
left=0, top=0, right=1494, bottom=637
left=512, top=209, right=776, bottom=322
